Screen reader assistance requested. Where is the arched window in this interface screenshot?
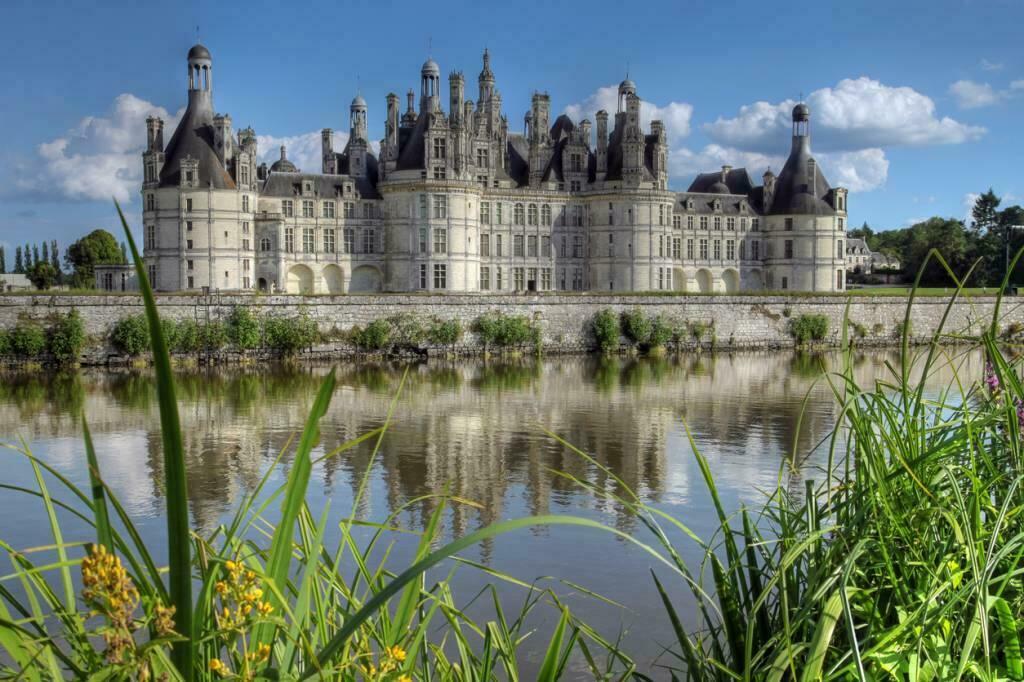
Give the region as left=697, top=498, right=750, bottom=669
left=514, top=203, right=525, bottom=225
left=527, top=204, right=538, bottom=226
left=260, top=237, right=272, bottom=252
left=541, top=204, right=551, bottom=225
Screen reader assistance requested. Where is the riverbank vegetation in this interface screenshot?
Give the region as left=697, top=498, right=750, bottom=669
left=3, top=204, right=1024, bottom=679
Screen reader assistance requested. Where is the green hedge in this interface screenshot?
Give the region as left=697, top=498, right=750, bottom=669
left=790, top=314, right=829, bottom=344
left=111, top=315, right=149, bottom=356
left=474, top=312, right=539, bottom=347
left=592, top=309, right=620, bottom=352
left=48, top=310, right=86, bottom=362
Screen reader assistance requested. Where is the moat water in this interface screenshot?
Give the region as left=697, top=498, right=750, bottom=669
left=0, top=349, right=982, bottom=676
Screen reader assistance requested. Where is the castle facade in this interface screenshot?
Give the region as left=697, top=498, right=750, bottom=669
left=141, top=44, right=849, bottom=294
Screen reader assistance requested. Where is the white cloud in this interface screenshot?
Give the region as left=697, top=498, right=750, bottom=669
left=1011, top=80, right=1024, bottom=91
left=667, top=144, right=783, bottom=181
left=15, top=94, right=183, bottom=202
left=981, top=59, right=1004, bottom=72
left=705, top=77, right=985, bottom=152
left=818, top=148, right=889, bottom=192
left=963, top=192, right=980, bottom=226
left=563, top=85, right=693, bottom=143
left=949, top=80, right=1001, bottom=109
left=256, top=131, right=383, bottom=175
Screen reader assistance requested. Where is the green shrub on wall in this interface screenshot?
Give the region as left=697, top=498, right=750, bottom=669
left=227, top=307, right=261, bottom=350
left=264, top=315, right=318, bottom=355
left=47, top=310, right=85, bottom=362
left=621, top=309, right=652, bottom=345
left=10, top=320, right=46, bottom=357
left=649, top=315, right=673, bottom=348
left=111, top=315, right=149, bottom=356
left=387, top=313, right=426, bottom=347
left=199, top=321, right=228, bottom=351
left=591, top=309, right=620, bottom=352
left=474, top=312, right=537, bottom=347
left=0, top=330, right=9, bottom=356
left=352, top=319, right=391, bottom=351
left=426, top=318, right=463, bottom=346
left=790, top=314, right=829, bottom=345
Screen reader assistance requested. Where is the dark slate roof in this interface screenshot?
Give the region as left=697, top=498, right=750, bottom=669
left=549, top=114, right=575, bottom=141
left=395, top=113, right=428, bottom=170
left=675, top=192, right=752, bottom=216
left=687, top=168, right=754, bottom=195
left=604, top=123, right=624, bottom=181
left=158, top=94, right=235, bottom=190
left=270, top=157, right=298, bottom=173
left=259, top=165, right=381, bottom=201
left=506, top=134, right=529, bottom=186
left=767, top=135, right=835, bottom=215
left=336, top=151, right=382, bottom=198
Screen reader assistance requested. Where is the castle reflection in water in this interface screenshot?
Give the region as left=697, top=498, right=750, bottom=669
left=0, top=350, right=982, bottom=541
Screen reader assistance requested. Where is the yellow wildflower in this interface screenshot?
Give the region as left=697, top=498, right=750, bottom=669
left=388, top=645, right=407, bottom=662
left=398, top=675, right=412, bottom=682
left=257, top=601, right=274, bottom=616
left=209, top=658, right=228, bottom=676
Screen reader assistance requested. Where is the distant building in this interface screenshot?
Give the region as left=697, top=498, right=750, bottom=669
left=871, top=251, right=900, bottom=271
left=95, top=264, right=139, bottom=292
left=846, top=238, right=873, bottom=272
left=0, top=274, right=31, bottom=292
left=142, top=44, right=849, bottom=294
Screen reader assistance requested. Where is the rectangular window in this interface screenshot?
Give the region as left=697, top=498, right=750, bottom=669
left=514, top=204, right=525, bottom=225
left=740, top=218, right=747, bottom=232
left=187, top=259, right=194, bottom=270
left=700, top=216, right=708, bottom=230
left=433, top=195, right=447, bottom=219
left=419, top=264, right=427, bottom=289
left=541, top=267, right=551, bottom=290
left=560, top=236, right=567, bottom=258
left=433, top=137, right=447, bottom=159
left=186, top=221, right=193, bottom=232
left=785, top=239, right=794, bottom=258
left=496, top=203, right=503, bottom=224
left=433, top=264, right=447, bottom=289
left=541, top=235, right=550, bottom=256
left=242, top=239, right=250, bottom=250
left=419, top=227, right=428, bottom=254
left=687, top=215, right=694, bottom=229
left=303, top=228, right=314, bottom=253
left=186, top=198, right=193, bottom=212
left=344, top=202, right=355, bottom=218
left=714, top=217, right=722, bottom=230
left=726, top=239, right=735, bottom=260
left=363, top=229, right=376, bottom=254
left=752, top=240, right=760, bottom=260
left=186, top=239, right=193, bottom=249
left=687, top=238, right=694, bottom=259
left=477, top=147, right=489, bottom=167
left=514, top=234, right=524, bottom=257
left=146, top=225, right=155, bottom=249
left=527, top=235, right=537, bottom=257
left=739, top=241, right=745, bottom=260
left=148, top=264, right=157, bottom=284
left=699, top=238, right=708, bottom=259
left=362, top=203, right=371, bottom=219
left=573, top=235, right=583, bottom=259
left=344, top=228, right=354, bottom=254
left=324, top=229, right=336, bottom=253
left=752, top=218, right=760, bottom=231
left=323, top=201, right=335, bottom=218
left=727, top=217, right=735, bottom=231
left=673, top=236, right=681, bottom=259
left=146, top=193, right=155, bottom=211
left=785, top=218, right=794, bottom=231
left=782, top=276, right=789, bottom=290
left=480, top=233, right=490, bottom=257
left=496, top=234, right=503, bottom=257
left=514, top=267, right=525, bottom=290
left=838, top=217, right=845, bottom=230
left=242, top=195, right=250, bottom=212
left=187, top=276, right=194, bottom=289
left=658, top=205, right=665, bottom=226
left=433, top=228, right=447, bottom=254
left=608, top=233, right=614, bottom=258
left=528, top=204, right=538, bottom=226
left=713, top=239, right=721, bottom=260
left=284, top=228, right=294, bottom=253
left=496, top=267, right=503, bottom=290
left=282, top=200, right=293, bottom=217
left=480, top=266, right=490, bottom=290
left=242, top=259, right=250, bottom=272
left=658, top=267, right=664, bottom=290
left=673, top=215, right=681, bottom=229
left=837, top=240, right=844, bottom=259
left=480, top=202, right=490, bottom=224
left=658, top=235, right=664, bottom=258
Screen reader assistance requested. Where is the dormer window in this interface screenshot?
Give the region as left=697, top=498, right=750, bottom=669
left=304, top=181, right=313, bottom=193
left=180, top=156, right=199, bottom=188
left=713, top=199, right=722, bottom=212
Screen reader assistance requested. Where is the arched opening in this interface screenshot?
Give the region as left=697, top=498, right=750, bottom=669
left=286, top=265, right=314, bottom=295
left=257, top=278, right=268, bottom=292
left=349, top=265, right=382, bottom=293
left=322, top=265, right=345, bottom=295
left=673, top=267, right=685, bottom=292
left=722, top=269, right=740, bottom=294
left=696, top=269, right=713, bottom=294
left=743, top=269, right=764, bottom=291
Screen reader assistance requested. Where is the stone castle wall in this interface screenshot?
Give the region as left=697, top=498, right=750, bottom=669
left=2, top=293, right=1022, bottom=352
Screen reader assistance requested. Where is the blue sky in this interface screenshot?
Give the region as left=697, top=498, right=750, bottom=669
left=2, top=0, right=1022, bottom=254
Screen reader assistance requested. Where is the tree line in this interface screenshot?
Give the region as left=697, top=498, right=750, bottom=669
left=0, top=229, right=127, bottom=290
left=849, top=189, right=1024, bottom=288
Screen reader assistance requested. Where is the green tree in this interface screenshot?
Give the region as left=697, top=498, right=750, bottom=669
left=41, top=241, right=49, bottom=266
left=50, top=240, right=61, bottom=284
left=848, top=221, right=874, bottom=240
left=27, top=261, right=58, bottom=290
left=65, top=229, right=123, bottom=288
left=0, top=246, right=5, bottom=274
left=24, top=243, right=32, bottom=269
left=971, top=189, right=1001, bottom=233
left=14, top=247, right=22, bottom=274
left=904, top=217, right=973, bottom=287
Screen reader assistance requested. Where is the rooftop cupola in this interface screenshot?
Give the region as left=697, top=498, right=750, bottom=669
left=420, top=58, right=441, bottom=113
left=792, top=102, right=810, bottom=149
left=617, top=78, right=636, bottom=112
left=270, top=145, right=298, bottom=173
left=350, top=93, right=368, bottom=141
left=187, top=43, right=213, bottom=111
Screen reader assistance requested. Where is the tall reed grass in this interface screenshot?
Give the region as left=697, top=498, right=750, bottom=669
left=1, top=205, right=1022, bottom=680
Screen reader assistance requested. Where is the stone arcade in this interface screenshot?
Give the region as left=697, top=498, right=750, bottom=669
left=142, top=44, right=849, bottom=294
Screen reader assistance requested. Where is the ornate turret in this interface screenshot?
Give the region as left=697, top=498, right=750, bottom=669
left=270, top=145, right=297, bottom=173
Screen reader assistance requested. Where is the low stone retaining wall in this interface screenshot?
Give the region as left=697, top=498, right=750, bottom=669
left=2, top=293, right=1022, bottom=362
